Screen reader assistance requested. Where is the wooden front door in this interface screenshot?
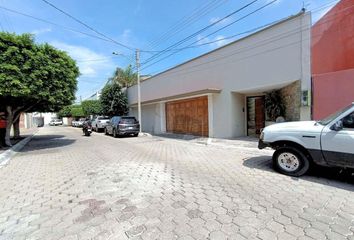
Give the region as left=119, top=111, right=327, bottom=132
left=254, top=97, right=265, bottom=134
left=247, top=96, right=265, bottom=136
left=166, top=96, right=209, bottom=137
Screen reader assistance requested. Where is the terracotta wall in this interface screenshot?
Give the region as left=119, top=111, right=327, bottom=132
left=313, top=69, right=354, bottom=120
left=312, top=0, right=354, bottom=119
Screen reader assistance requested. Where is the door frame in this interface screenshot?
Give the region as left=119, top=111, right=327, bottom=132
left=246, top=95, right=266, bottom=137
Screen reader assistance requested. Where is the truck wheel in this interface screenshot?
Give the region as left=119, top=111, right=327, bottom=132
left=273, top=146, right=310, bottom=177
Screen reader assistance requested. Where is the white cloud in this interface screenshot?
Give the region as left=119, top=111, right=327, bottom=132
left=50, top=41, right=115, bottom=77
left=31, top=28, right=52, bottom=35
left=121, top=29, right=131, bottom=39
left=214, top=35, right=230, bottom=47
left=209, top=16, right=231, bottom=25
left=197, top=34, right=231, bottom=49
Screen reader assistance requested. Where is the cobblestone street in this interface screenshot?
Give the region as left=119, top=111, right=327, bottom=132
left=0, top=127, right=353, bottom=240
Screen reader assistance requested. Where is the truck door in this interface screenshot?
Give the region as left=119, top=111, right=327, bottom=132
left=321, top=111, right=354, bottom=167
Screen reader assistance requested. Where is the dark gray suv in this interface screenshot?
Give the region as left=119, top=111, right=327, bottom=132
left=105, top=116, right=140, bottom=137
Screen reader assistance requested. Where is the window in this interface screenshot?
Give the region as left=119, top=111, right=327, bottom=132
left=342, top=112, right=354, bottom=129
left=121, top=117, right=136, bottom=124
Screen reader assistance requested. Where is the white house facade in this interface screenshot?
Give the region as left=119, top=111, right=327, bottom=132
left=127, top=12, right=312, bottom=138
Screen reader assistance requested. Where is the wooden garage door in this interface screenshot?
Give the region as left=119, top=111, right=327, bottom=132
left=166, top=96, right=208, bottom=137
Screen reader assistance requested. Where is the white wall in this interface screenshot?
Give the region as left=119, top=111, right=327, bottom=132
left=128, top=13, right=311, bottom=138
left=32, top=112, right=57, bottom=125
left=131, top=103, right=165, bottom=134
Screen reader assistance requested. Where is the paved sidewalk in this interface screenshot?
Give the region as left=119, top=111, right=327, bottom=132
left=0, top=128, right=38, bottom=154
left=0, top=127, right=353, bottom=240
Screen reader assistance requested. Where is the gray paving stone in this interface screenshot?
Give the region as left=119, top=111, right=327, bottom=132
left=0, top=126, right=352, bottom=240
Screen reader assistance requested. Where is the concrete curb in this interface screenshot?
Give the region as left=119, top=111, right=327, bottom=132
left=0, top=131, right=37, bottom=168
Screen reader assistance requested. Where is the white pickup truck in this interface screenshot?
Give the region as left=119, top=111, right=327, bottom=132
left=259, top=103, right=354, bottom=176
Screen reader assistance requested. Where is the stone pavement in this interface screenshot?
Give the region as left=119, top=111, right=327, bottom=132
left=0, top=126, right=353, bottom=240
left=0, top=128, right=38, bottom=154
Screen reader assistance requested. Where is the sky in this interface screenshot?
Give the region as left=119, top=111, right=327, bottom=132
left=0, top=0, right=339, bottom=101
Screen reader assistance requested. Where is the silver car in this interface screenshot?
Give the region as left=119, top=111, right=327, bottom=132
left=92, top=116, right=110, bottom=132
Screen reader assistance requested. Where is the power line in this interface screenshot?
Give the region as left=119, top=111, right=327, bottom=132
left=145, top=0, right=228, bottom=51
left=139, top=0, right=341, bottom=72
left=140, top=0, right=260, bottom=67
left=144, top=5, right=353, bottom=79
left=141, top=0, right=278, bottom=71
left=40, top=0, right=134, bottom=51
left=142, top=0, right=341, bottom=55
left=141, top=20, right=282, bottom=54
left=0, top=6, right=119, bottom=43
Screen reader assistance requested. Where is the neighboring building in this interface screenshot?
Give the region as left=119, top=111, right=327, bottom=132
left=127, top=12, right=312, bottom=138
left=312, top=0, right=354, bottom=119
left=19, top=113, right=33, bottom=129
left=32, top=112, right=58, bottom=125
left=86, top=91, right=102, bottom=101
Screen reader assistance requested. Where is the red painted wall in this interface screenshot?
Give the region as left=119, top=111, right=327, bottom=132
left=313, top=69, right=354, bottom=119
left=312, top=0, right=354, bottom=119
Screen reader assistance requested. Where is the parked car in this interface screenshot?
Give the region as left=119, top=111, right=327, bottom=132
left=258, top=103, right=354, bottom=176
left=49, top=119, right=63, bottom=126
left=105, top=116, right=140, bottom=137
left=71, top=120, right=78, bottom=127
left=71, top=118, right=85, bottom=127
left=92, top=116, right=110, bottom=132
left=76, top=118, right=86, bottom=128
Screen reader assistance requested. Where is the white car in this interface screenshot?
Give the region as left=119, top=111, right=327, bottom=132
left=92, top=116, right=110, bottom=132
left=49, top=119, right=63, bottom=126
left=259, top=103, right=354, bottom=176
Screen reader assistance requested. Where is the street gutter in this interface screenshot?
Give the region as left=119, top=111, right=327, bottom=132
left=0, top=130, right=38, bottom=169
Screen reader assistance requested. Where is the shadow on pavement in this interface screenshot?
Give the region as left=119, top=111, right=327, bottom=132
left=243, top=156, right=354, bottom=191
left=155, top=133, right=207, bottom=141
left=19, top=135, right=76, bottom=152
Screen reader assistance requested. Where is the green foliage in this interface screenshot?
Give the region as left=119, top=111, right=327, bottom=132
left=110, top=65, right=137, bottom=88
left=58, top=105, right=72, bottom=117
left=265, top=90, right=285, bottom=121
left=100, top=83, right=128, bottom=116
left=57, top=104, right=85, bottom=118
left=0, top=32, right=80, bottom=112
left=70, top=105, right=84, bottom=117
left=81, top=100, right=102, bottom=116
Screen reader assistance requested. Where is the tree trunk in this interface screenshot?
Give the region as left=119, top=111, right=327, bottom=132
left=5, top=106, right=13, bottom=147
left=13, top=116, right=20, bottom=139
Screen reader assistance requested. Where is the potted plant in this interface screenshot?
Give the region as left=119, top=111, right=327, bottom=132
left=265, top=90, right=285, bottom=126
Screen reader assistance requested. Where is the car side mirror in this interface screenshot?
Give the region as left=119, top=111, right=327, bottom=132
left=331, top=120, right=343, bottom=131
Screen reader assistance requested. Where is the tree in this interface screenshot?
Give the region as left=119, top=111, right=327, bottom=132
left=70, top=105, right=84, bottom=118
left=110, top=65, right=137, bottom=88
left=100, top=83, right=128, bottom=116
left=81, top=100, right=102, bottom=116
left=0, top=32, right=79, bottom=145
left=57, top=105, right=84, bottom=118
left=58, top=105, right=72, bottom=118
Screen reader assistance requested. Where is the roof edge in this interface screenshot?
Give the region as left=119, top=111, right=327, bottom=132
left=130, top=10, right=306, bottom=87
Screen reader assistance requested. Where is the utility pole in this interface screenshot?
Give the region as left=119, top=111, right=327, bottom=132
left=135, top=49, right=142, bottom=133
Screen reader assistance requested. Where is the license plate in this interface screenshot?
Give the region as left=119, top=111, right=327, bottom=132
left=87, top=129, right=92, bottom=132
left=128, top=127, right=133, bottom=129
